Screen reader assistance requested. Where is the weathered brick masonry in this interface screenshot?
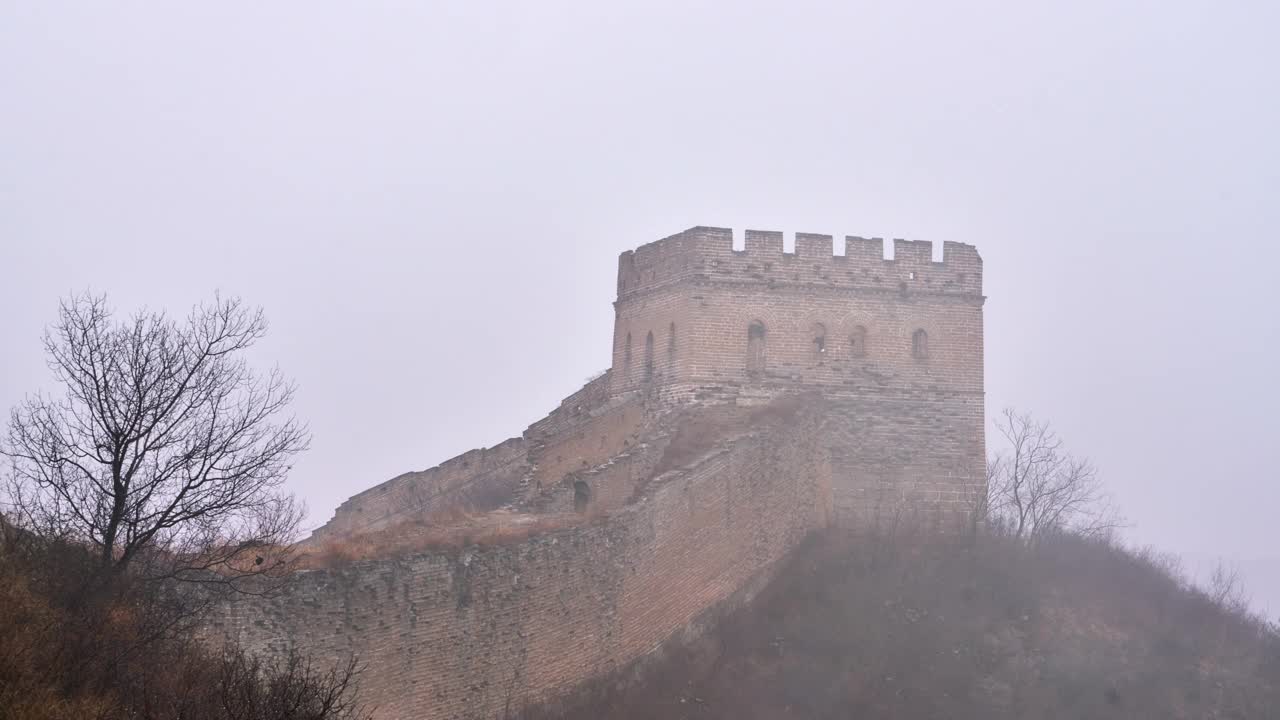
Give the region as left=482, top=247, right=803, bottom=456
left=611, top=227, right=985, bottom=525
left=308, top=438, right=529, bottom=542
left=212, top=402, right=831, bottom=720
left=216, top=226, right=985, bottom=719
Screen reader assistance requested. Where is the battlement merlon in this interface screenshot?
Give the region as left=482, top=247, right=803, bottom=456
left=616, top=226, right=983, bottom=300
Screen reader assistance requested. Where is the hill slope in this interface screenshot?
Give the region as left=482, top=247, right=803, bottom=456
left=528, top=530, right=1280, bottom=719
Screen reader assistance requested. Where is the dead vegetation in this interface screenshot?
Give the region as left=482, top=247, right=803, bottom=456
left=524, top=526, right=1280, bottom=720
left=0, top=293, right=368, bottom=719
left=0, top=528, right=370, bottom=720
left=982, top=408, right=1124, bottom=542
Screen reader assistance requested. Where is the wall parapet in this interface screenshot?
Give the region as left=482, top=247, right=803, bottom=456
left=309, top=437, right=528, bottom=542
left=524, top=370, right=615, bottom=442
left=311, top=371, right=619, bottom=543
left=616, top=226, right=982, bottom=301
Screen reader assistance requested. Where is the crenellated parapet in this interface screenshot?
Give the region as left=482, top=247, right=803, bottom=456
left=616, top=226, right=982, bottom=301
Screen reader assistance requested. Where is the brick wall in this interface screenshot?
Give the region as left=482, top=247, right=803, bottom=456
left=526, top=401, right=645, bottom=493
left=311, top=372, right=624, bottom=541
left=523, top=371, right=613, bottom=441
left=310, top=438, right=529, bottom=542
left=610, top=284, right=693, bottom=395
left=527, top=439, right=667, bottom=515
left=209, top=401, right=831, bottom=720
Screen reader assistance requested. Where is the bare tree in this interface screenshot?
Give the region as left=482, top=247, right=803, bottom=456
left=1207, top=559, right=1251, bottom=615
left=985, top=408, right=1121, bottom=542
left=2, top=293, right=309, bottom=590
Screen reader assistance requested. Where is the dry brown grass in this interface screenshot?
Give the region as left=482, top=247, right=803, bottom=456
left=0, top=532, right=369, bottom=720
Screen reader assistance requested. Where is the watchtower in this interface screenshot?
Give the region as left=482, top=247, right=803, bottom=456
left=610, top=226, right=986, bottom=525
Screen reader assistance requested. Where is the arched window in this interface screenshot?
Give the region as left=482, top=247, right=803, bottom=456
left=912, top=329, right=929, bottom=360
left=643, top=331, right=655, bottom=382
left=574, top=480, right=591, bottom=514
left=746, top=321, right=767, bottom=376
left=623, top=332, right=632, bottom=372
left=668, top=322, right=677, bottom=359
left=811, top=323, right=827, bottom=362
left=850, top=325, right=867, bottom=358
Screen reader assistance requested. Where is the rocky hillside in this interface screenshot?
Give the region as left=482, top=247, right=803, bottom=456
left=528, top=529, right=1280, bottom=719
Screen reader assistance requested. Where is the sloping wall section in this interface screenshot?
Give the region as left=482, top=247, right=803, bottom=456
left=209, top=400, right=831, bottom=720
left=308, top=438, right=529, bottom=542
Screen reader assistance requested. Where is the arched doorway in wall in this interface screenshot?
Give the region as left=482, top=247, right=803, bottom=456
left=747, top=320, right=767, bottom=377
left=574, top=480, right=591, bottom=513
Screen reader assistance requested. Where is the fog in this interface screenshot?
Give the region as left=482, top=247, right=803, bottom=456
left=2, top=2, right=1277, bottom=612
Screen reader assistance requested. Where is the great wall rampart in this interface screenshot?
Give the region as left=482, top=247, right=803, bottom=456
left=211, top=226, right=986, bottom=719
left=212, top=400, right=832, bottom=720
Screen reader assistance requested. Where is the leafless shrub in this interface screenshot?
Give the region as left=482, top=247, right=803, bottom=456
left=210, top=648, right=371, bottom=720
left=1207, top=559, right=1251, bottom=616
left=984, top=408, right=1123, bottom=543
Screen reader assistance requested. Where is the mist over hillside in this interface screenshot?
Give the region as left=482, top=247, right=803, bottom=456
left=4, top=2, right=1280, bottom=718
left=530, top=529, right=1280, bottom=720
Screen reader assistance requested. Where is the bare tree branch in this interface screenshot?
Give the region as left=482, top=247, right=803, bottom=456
left=2, top=292, right=309, bottom=592
left=982, top=408, right=1123, bottom=543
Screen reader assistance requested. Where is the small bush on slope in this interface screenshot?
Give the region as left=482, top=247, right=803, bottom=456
left=527, top=529, right=1280, bottom=720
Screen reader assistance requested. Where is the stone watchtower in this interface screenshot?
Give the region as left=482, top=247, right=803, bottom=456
left=608, top=226, right=985, bottom=525
left=226, top=225, right=988, bottom=720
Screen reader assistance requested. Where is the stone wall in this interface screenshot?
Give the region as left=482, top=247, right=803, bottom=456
left=311, top=372, right=624, bottom=541
left=526, top=437, right=667, bottom=516
left=525, top=401, right=645, bottom=494
left=210, top=400, right=831, bottom=720
left=609, top=283, right=692, bottom=396
left=310, top=438, right=529, bottom=542
left=522, top=371, right=613, bottom=443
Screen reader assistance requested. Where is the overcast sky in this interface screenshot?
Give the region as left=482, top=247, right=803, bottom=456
left=2, top=2, right=1277, bottom=612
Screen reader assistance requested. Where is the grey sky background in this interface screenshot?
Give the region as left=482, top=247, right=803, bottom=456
left=3, top=2, right=1278, bottom=612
